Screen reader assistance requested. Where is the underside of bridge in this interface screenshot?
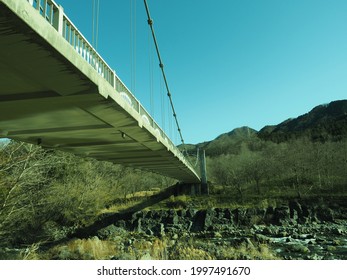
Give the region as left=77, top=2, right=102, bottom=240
left=0, top=0, right=200, bottom=183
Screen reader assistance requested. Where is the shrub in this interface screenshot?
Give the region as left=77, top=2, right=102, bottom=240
left=165, top=195, right=189, bottom=209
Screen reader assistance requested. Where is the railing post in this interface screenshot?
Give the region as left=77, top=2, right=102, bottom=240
left=113, top=70, right=117, bottom=90
left=43, top=0, right=47, bottom=18
left=57, top=5, right=64, bottom=36
left=50, top=2, right=54, bottom=24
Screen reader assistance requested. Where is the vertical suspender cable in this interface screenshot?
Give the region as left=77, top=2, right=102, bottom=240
left=130, top=0, right=133, bottom=93
left=92, top=0, right=100, bottom=50
left=129, top=0, right=135, bottom=94
left=134, top=0, right=137, bottom=94
left=92, top=0, right=95, bottom=46
left=148, top=28, right=154, bottom=116
left=130, top=0, right=137, bottom=94
left=95, top=0, right=100, bottom=50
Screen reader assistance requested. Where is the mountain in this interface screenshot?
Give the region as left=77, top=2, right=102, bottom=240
left=258, top=100, right=347, bottom=142
left=182, top=100, right=347, bottom=157
left=182, top=126, right=257, bottom=157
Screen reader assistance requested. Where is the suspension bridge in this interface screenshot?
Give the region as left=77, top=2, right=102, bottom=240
left=0, top=0, right=202, bottom=184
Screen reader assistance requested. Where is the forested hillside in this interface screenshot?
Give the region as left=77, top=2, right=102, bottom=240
left=258, top=100, right=347, bottom=142
left=207, top=137, right=347, bottom=201
left=185, top=100, right=347, bottom=202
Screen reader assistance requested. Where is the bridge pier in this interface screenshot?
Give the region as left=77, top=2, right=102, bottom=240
left=187, top=184, right=203, bottom=196
left=171, top=149, right=209, bottom=196
left=171, top=182, right=209, bottom=196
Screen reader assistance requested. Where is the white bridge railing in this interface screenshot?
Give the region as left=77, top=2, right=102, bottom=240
left=26, top=0, right=192, bottom=169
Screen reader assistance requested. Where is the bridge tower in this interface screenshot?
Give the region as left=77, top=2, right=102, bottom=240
left=199, top=149, right=209, bottom=195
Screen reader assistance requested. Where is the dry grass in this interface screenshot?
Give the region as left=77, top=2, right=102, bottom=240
left=128, top=238, right=168, bottom=260
left=150, top=238, right=167, bottom=259
left=165, top=195, right=190, bottom=209
left=168, top=237, right=280, bottom=260
left=44, top=236, right=169, bottom=260
left=47, top=237, right=117, bottom=260
left=27, top=235, right=280, bottom=260
left=20, top=243, right=41, bottom=260
left=126, top=189, right=160, bottom=199
left=99, top=199, right=145, bottom=214
left=170, top=245, right=213, bottom=260
left=217, top=243, right=280, bottom=260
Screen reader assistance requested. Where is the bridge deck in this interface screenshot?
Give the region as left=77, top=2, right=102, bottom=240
left=0, top=0, right=200, bottom=183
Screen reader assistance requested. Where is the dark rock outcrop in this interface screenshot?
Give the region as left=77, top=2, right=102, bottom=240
left=126, top=202, right=337, bottom=236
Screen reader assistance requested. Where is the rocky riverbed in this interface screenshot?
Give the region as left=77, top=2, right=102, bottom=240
left=93, top=200, right=347, bottom=260
left=1, top=200, right=346, bottom=260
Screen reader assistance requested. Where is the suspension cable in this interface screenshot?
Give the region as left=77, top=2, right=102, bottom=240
left=160, top=68, right=165, bottom=131
left=143, top=0, right=186, bottom=146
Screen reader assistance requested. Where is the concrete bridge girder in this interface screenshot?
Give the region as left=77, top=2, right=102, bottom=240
left=0, top=0, right=200, bottom=183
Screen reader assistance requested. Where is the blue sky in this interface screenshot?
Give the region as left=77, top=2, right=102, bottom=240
left=55, top=0, right=347, bottom=144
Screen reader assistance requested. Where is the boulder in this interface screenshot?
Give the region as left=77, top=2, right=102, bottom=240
left=316, top=206, right=334, bottom=222
left=289, top=201, right=302, bottom=222
left=286, top=243, right=310, bottom=254
left=204, top=208, right=216, bottom=230
left=96, top=224, right=126, bottom=240
left=273, top=206, right=290, bottom=225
